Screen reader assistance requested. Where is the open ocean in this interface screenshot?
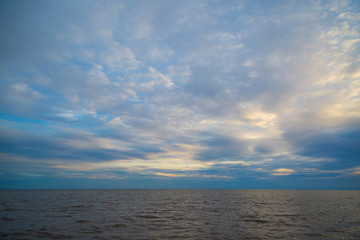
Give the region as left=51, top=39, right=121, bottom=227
left=1, top=189, right=359, bottom=239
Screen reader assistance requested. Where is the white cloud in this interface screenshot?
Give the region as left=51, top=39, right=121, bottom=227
left=148, top=67, right=174, bottom=88
left=87, top=64, right=110, bottom=85
left=13, top=83, right=42, bottom=98
left=149, top=46, right=174, bottom=61
left=99, top=42, right=139, bottom=71
left=133, top=22, right=152, bottom=39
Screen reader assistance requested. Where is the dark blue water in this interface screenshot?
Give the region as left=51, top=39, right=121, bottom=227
left=1, top=189, right=359, bottom=239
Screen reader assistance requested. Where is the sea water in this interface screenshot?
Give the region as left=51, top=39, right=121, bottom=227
left=1, top=189, right=359, bottom=239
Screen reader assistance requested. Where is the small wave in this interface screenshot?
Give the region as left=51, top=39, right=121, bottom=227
left=36, top=231, right=72, bottom=239
left=0, top=233, right=9, bottom=238
left=243, top=219, right=270, bottom=224
left=45, top=214, right=72, bottom=218
left=75, top=219, right=90, bottom=223
left=123, top=216, right=134, bottom=221
left=158, top=209, right=173, bottom=212
left=70, top=204, right=86, bottom=208
left=79, top=228, right=104, bottom=234
left=4, top=207, right=16, bottom=212
left=107, top=223, right=128, bottom=228
left=326, top=228, right=345, bottom=233
left=136, top=214, right=162, bottom=219
left=273, top=214, right=299, bottom=217
left=305, top=232, right=325, bottom=237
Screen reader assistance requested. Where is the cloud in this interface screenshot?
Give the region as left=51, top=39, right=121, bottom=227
left=284, top=128, right=360, bottom=170
left=0, top=0, right=359, bottom=189
left=271, top=168, right=295, bottom=176
left=151, top=172, right=233, bottom=179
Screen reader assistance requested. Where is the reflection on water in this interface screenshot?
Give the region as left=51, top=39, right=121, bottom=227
left=1, top=189, right=359, bottom=239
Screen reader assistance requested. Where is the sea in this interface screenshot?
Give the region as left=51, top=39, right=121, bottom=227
left=0, top=189, right=359, bottom=239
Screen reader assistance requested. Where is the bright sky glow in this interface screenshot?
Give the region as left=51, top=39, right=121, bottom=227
left=0, top=0, right=359, bottom=189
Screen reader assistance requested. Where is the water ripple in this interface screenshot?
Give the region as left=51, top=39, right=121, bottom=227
left=0, top=189, right=359, bottom=239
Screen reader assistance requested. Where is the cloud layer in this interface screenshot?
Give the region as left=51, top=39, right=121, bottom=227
left=0, top=0, right=359, bottom=189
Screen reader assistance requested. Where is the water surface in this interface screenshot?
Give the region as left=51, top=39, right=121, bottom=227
left=1, top=189, right=359, bottom=239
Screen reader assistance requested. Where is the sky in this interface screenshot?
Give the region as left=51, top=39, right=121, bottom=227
left=0, top=0, right=359, bottom=189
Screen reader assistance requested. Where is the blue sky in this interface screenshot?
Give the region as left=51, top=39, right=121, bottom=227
left=0, top=0, right=359, bottom=189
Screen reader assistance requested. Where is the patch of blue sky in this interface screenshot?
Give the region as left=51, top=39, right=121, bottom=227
left=0, top=113, right=48, bottom=125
